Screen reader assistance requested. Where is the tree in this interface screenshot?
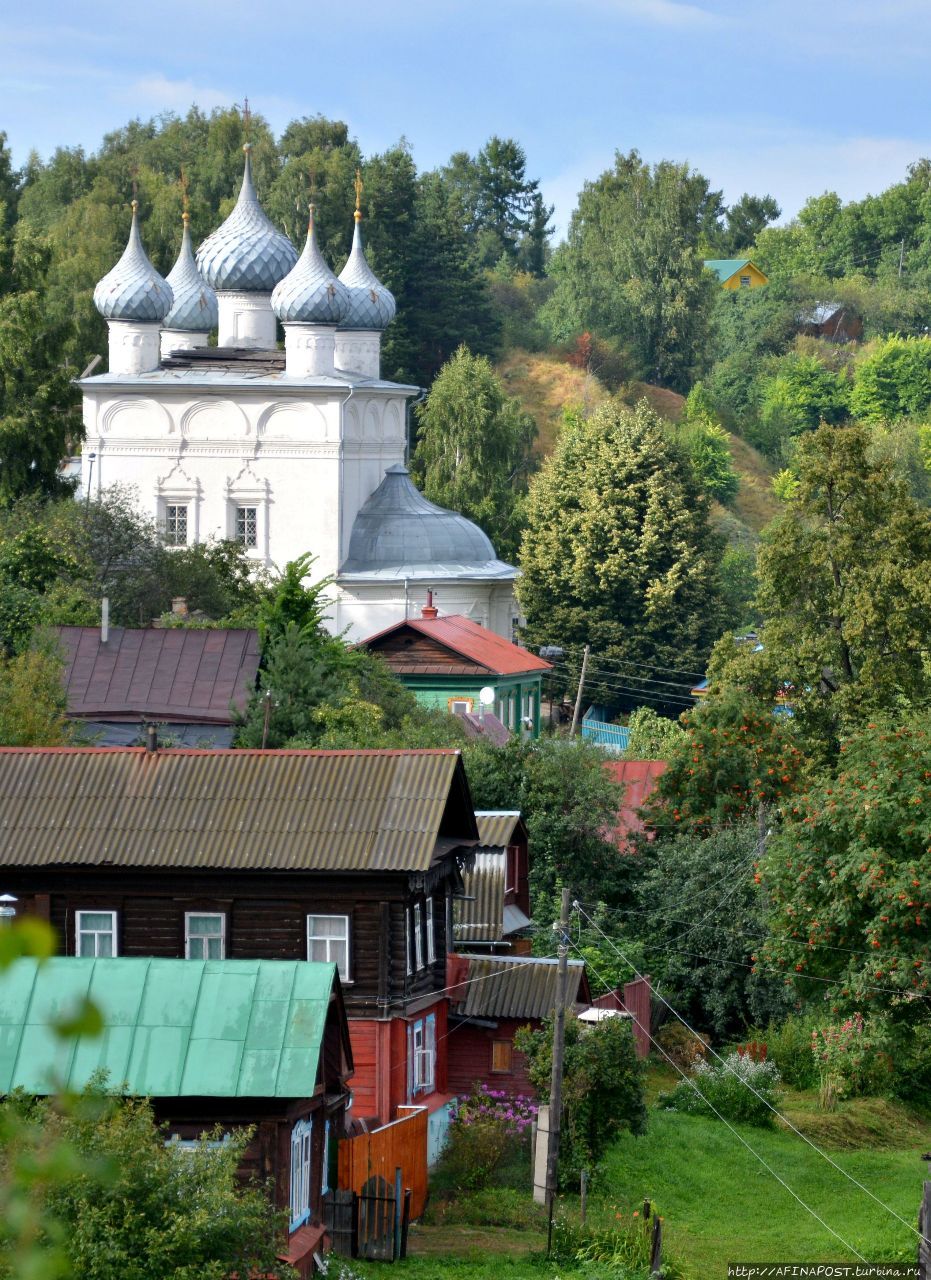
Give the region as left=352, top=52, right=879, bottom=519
left=2, top=1086, right=283, bottom=1280
left=412, top=345, right=537, bottom=560
left=515, top=1014, right=646, bottom=1184
left=545, top=150, right=719, bottom=390
left=676, top=382, right=739, bottom=504
left=718, top=424, right=931, bottom=746
left=849, top=335, right=931, bottom=423
left=758, top=720, right=931, bottom=1030
left=716, top=192, right=781, bottom=256
left=621, top=705, right=684, bottom=760
left=518, top=400, right=725, bottom=712
left=757, top=354, right=850, bottom=448
left=464, top=736, right=628, bottom=917
left=440, top=137, right=551, bottom=271
left=633, top=821, right=792, bottom=1038
left=0, top=645, right=71, bottom=745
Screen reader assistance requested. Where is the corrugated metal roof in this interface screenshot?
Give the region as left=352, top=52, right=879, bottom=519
left=0, top=747, right=472, bottom=872
left=454, top=852, right=506, bottom=942
left=452, top=955, right=587, bottom=1020
left=56, top=627, right=261, bottom=724
left=0, top=957, right=335, bottom=1098
left=703, top=257, right=758, bottom=282
left=474, top=811, right=523, bottom=848
left=364, top=615, right=552, bottom=677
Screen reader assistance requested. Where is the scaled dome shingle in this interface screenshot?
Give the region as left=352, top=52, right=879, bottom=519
left=338, top=217, right=396, bottom=330
left=196, top=146, right=298, bottom=293
left=163, top=216, right=219, bottom=332
left=93, top=202, right=173, bottom=324
left=271, top=208, right=350, bottom=325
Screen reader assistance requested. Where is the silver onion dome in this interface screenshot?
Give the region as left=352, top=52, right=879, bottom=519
left=271, top=206, right=350, bottom=325
left=163, top=214, right=219, bottom=332
left=93, top=201, right=173, bottom=323
left=196, top=145, right=298, bottom=292
left=338, top=213, right=396, bottom=330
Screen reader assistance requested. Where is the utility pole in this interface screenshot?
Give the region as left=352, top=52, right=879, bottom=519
left=546, top=887, right=571, bottom=1254
left=899, top=238, right=906, bottom=279
left=261, top=689, right=273, bottom=750
left=569, top=645, right=590, bottom=736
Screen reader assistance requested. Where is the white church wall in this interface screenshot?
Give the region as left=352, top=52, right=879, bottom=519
left=333, top=579, right=518, bottom=643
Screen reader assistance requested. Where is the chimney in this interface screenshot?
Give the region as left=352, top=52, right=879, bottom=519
left=171, top=597, right=188, bottom=618
left=421, top=589, right=438, bottom=621
left=100, top=596, right=109, bottom=644
left=145, top=724, right=158, bottom=754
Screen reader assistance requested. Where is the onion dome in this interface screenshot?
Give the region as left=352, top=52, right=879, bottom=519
left=338, top=211, right=396, bottom=330
left=196, top=144, right=297, bottom=292
left=163, top=213, right=218, bottom=332
left=271, top=206, right=350, bottom=325
left=341, top=465, right=517, bottom=579
left=93, top=201, right=173, bottom=323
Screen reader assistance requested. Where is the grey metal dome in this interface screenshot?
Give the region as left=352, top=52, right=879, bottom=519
left=271, top=207, right=350, bottom=325
left=341, top=465, right=516, bottom=579
left=94, top=201, right=173, bottom=323
left=338, top=215, right=396, bottom=330
left=163, top=215, right=218, bottom=332
left=196, top=145, right=298, bottom=292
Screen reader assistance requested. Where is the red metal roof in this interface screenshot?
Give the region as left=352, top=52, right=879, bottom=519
left=363, top=615, right=552, bottom=677
left=605, top=759, right=667, bottom=850
left=55, top=626, right=261, bottom=724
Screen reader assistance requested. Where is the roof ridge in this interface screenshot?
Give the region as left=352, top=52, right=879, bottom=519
left=0, top=746, right=463, bottom=756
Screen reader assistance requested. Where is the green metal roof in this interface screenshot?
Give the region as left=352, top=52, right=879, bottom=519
left=0, top=957, right=337, bottom=1099
left=703, top=258, right=755, bottom=282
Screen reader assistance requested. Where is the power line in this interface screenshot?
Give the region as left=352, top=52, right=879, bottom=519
left=574, top=901, right=927, bottom=1244
left=557, top=645, right=707, bottom=682
left=564, top=932, right=866, bottom=1260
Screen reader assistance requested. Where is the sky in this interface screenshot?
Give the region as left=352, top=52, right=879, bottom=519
left=2, top=0, right=931, bottom=237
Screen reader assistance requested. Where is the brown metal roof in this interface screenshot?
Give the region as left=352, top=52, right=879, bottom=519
left=0, top=747, right=475, bottom=872
left=475, top=810, right=524, bottom=849
left=55, top=627, right=261, bottom=724
left=452, top=955, right=588, bottom=1020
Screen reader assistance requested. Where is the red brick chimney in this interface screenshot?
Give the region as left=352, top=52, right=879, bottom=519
left=421, top=589, right=438, bottom=620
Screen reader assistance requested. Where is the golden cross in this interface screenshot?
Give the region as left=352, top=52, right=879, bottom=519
left=354, top=168, right=363, bottom=214
left=179, top=166, right=189, bottom=215
left=241, top=96, right=251, bottom=138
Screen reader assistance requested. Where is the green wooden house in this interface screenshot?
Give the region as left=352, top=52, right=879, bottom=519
left=361, top=610, right=552, bottom=737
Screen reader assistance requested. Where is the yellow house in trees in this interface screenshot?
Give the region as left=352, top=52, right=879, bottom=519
left=703, top=258, right=769, bottom=289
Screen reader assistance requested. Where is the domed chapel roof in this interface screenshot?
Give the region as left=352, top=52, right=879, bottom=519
left=271, top=206, right=350, bottom=325
left=337, top=183, right=396, bottom=330
left=340, top=465, right=518, bottom=580
left=163, top=213, right=219, bottom=332
left=196, top=145, right=298, bottom=292
left=93, top=201, right=173, bottom=323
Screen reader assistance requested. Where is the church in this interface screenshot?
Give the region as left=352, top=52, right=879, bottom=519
left=81, top=145, right=518, bottom=641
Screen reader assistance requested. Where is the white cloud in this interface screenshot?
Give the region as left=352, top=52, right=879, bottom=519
left=126, top=75, right=232, bottom=113
left=590, top=0, right=719, bottom=26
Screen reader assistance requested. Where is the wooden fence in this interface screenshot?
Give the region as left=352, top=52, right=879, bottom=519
left=337, top=1105, right=429, bottom=1221
left=919, top=1180, right=930, bottom=1280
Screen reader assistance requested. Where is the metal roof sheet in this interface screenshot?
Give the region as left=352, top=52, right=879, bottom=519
left=454, top=852, right=506, bottom=943
left=703, top=258, right=758, bottom=282
left=605, top=759, right=667, bottom=848
left=0, top=747, right=472, bottom=872
left=364, top=616, right=551, bottom=677
left=474, top=811, right=523, bottom=848
left=452, top=955, right=587, bottom=1020
left=0, top=957, right=335, bottom=1098
left=56, top=627, right=261, bottom=724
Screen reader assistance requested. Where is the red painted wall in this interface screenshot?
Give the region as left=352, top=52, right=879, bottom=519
left=348, top=1000, right=450, bottom=1126
left=446, top=1017, right=537, bottom=1098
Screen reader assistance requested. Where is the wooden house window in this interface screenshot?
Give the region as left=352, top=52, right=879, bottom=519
left=491, top=1040, right=513, bottom=1074
left=185, top=912, right=225, bottom=960
left=740, top=275, right=751, bottom=287
left=448, top=697, right=473, bottom=714
left=413, top=902, right=424, bottom=971
left=505, top=845, right=518, bottom=895
left=289, top=1118, right=313, bottom=1229
left=307, top=915, right=350, bottom=981
left=426, top=896, right=436, bottom=964
left=75, top=910, right=117, bottom=957
left=409, top=1013, right=436, bottom=1095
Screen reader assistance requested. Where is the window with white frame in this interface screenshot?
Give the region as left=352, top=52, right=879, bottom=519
left=164, top=503, right=188, bottom=546
left=321, top=1119, right=330, bottom=1194
left=409, top=1013, right=436, bottom=1095
left=307, top=914, right=350, bottom=981
left=289, top=1118, right=313, bottom=1229
left=76, top=910, right=117, bottom=957
left=426, top=896, right=436, bottom=965
left=185, top=912, right=225, bottom=960
left=413, top=901, right=424, bottom=971
left=235, top=505, right=258, bottom=549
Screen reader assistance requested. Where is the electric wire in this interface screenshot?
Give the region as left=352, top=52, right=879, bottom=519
left=574, top=901, right=926, bottom=1243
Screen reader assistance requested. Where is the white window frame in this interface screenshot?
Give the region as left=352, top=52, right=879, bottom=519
left=426, top=896, right=436, bottom=965
left=289, top=1118, right=313, bottom=1230
left=235, top=504, right=258, bottom=549
left=184, top=912, right=226, bottom=960
left=75, top=910, right=118, bottom=958
left=448, top=697, right=473, bottom=715
left=321, top=1119, right=330, bottom=1195
left=164, top=502, right=189, bottom=546
left=410, top=1013, right=436, bottom=1095
left=406, top=907, right=413, bottom=976
left=225, top=475, right=269, bottom=561
left=306, top=914, right=350, bottom=982
left=413, top=901, right=424, bottom=972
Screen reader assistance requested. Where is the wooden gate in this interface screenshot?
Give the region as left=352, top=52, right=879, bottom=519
left=322, top=1189, right=356, bottom=1258
left=357, top=1175, right=396, bottom=1261
left=337, top=1106, right=428, bottom=1221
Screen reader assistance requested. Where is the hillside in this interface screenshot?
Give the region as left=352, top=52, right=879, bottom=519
left=498, top=350, right=780, bottom=535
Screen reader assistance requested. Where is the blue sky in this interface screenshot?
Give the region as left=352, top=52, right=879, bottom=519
left=3, top=0, right=931, bottom=236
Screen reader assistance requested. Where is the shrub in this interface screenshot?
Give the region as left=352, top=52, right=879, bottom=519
left=812, top=1013, right=892, bottom=1110
left=550, top=1207, right=685, bottom=1278
left=757, top=1014, right=820, bottom=1090
left=659, top=1051, right=781, bottom=1126
left=654, top=1022, right=710, bottom=1072
left=436, top=1086, right=536, bottom=1191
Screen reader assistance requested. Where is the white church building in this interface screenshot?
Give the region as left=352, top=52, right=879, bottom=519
left=81, top=145, right=518, bottom=641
